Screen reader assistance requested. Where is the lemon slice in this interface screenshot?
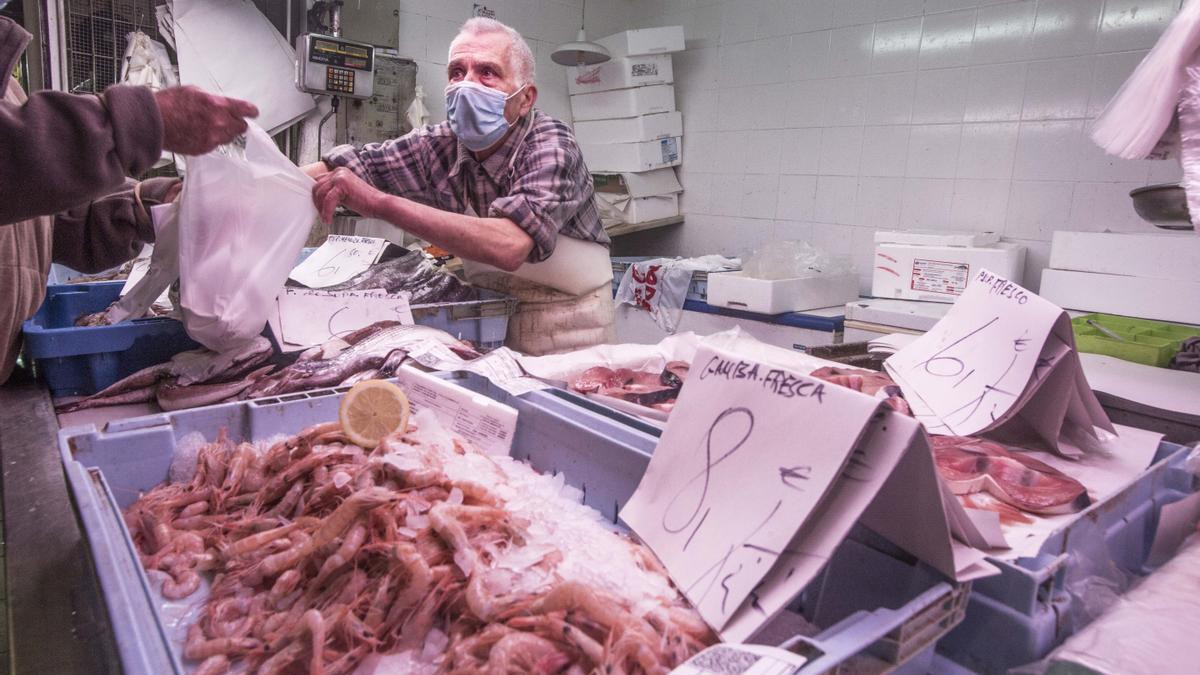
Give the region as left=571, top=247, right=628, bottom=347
left=339, top=380, right=411, bottom=448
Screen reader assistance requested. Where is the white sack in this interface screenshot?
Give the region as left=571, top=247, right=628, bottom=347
left=177, top=122, right=316, bottom=352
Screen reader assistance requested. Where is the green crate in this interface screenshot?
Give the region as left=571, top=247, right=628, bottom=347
left=1071, top=313, right=1200, bottom=367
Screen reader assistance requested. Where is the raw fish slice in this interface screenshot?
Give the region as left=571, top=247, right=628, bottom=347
left=570, top=366, right=615, bottom=393
left=932, top=436, right=1091, bottom=515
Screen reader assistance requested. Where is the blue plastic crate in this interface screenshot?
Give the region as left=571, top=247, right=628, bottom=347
left=409, top=289, right=516, bottom=350
left=23, top=282, right=200, bottom=397
left=60, top=372, right=967, bottom=675
left=938, top=441, right=1197, bottom=673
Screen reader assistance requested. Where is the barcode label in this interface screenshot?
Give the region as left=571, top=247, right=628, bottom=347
left=673, top=645, right=805, bottom=675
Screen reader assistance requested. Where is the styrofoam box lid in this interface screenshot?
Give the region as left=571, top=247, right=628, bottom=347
left=874, top=229, right=1001, bottom=247
left=596, top=26, right=686, bottom=57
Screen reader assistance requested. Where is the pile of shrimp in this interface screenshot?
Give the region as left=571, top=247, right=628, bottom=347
left=125, top=410, right=715, bottom=675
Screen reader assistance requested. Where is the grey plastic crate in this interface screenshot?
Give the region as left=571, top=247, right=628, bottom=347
left=60, top=373, right=967, bottom=674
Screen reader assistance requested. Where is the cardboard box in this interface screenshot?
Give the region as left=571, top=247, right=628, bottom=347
left=570, top=84, right=675, bottom=122
left=708, top=271, right=860, bottom=315
left=567, top=54, right=673, bottom=95
left=597, top=193, right=679, bottom=225
left=574, top=111, right=683, bottom=144
left=580, top=137, right=681, bottom=172
left=875, top=229, right=1001, bottom=247
left=1049, top=231, right=1200, bottom=283
left=1039, top=269, right=1200, bottom=324
left=596, top=26, right=685, bottom=58
left=872, top=241, right=1026, bottom=302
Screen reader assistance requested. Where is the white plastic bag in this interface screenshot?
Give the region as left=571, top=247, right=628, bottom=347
left=120, top=30, right=178, bottom=89
left=178, top=122, right=316, bottom=352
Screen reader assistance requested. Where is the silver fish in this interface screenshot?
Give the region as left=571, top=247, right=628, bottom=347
left=245, top=322, right=479, bottom=399
left=319, top=251, right=476, bottom=305
left=56, top=337, right=275, bottom=413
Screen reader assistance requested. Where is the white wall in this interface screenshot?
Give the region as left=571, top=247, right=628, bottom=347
left=393, top=0, right=585, bottom=125
left=584, top=0, right=1186, bottom=292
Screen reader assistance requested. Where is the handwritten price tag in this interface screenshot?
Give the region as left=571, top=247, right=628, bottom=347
left=276, top=288, right=414, bottom=348
left=288, top=235, right=389, bottom=288
left=885, top=269, right=1113, bottom=452
left=621, top=342, right=883, bottom=633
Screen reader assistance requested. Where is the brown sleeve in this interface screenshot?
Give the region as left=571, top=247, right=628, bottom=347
left=52, top=177, right=177, bottom=273
left=0, top=85, right=164, bottom=224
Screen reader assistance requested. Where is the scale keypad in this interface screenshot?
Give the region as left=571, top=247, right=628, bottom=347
left=326, top=67, right=355, bottom=94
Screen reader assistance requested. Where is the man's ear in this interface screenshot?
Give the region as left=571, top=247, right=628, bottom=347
left=520, top=84, right=538, bottom=116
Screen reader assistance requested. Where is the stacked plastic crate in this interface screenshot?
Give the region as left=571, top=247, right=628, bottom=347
left=568, top=27, right=686, bottom=230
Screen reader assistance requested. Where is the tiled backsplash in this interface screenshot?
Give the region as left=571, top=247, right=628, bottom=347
left=586, top=0, right=1186, bottom=292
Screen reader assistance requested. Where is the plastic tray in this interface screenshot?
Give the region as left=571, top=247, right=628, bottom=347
left=611, top=256, right=717, bottom=303
left=61, top=372, right=967, bottom=675
left=22, top=282, right=199, bottom=397
left=1071, top=313, right=1200, bottom=367
left=408, top=289, right=517, bottom=350
left=24, top=281, right=515, bottom=398
left=938, top=440, right=1197, bottom=673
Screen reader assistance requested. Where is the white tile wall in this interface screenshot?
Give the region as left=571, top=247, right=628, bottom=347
left=583, top=0, right=1187, bottom=289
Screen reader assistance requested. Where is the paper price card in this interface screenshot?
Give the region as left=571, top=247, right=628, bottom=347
left=884, top=269, right=1070, bottom=436
left=620, top=342, right=883, bottom=633
left=288, top=235, right=389, bottom=288
left=277, top=288, right=414, bottom=348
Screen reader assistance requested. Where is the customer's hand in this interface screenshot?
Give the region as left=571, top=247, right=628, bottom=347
left=155, top=86, right=259, bottom=156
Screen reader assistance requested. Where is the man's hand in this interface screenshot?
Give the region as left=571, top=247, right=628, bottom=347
left=155, top=86, right=259, bottom=156
left=312, top=167, right=385, bottom=224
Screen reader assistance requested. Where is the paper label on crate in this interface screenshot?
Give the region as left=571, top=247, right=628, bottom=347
left=288, top=235, right=389, bottom=288
left=405, top=342, right=549, bottom=397
left=277, top=288, right=414, bottom=348
left=621, top=342, right=882, bottom=632
left=631, top=62, right=659, bottom=77
left=660, top=137, right=680, bottom=164
left=911, top=258, right=970, bottom=296
left=673, top=644, right=807, bottom=675
left=119, top=245, right=173, bottom=308
left=393, top=367, right=517, bottom=456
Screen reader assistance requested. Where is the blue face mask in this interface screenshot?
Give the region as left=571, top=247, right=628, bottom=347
left=445, top=80, right=526, bottom=152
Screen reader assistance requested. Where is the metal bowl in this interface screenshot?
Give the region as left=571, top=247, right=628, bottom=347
left=1129, top=183, right=1195, bottom=230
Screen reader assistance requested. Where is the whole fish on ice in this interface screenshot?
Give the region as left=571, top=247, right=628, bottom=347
left=56, top=337, right=275, bottom=413
left=243, top=321, right=481, bottom=399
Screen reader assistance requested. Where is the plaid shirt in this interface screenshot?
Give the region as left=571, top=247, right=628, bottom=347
left=324, top=109, right=609, bottom=263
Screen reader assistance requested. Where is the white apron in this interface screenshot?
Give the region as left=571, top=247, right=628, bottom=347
left=458, top=124, right=615, bottom=356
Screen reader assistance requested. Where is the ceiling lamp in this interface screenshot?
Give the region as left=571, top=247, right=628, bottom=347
left=551, top=0, right=610, bottom=66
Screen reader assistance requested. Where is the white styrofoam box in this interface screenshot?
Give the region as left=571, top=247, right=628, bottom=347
left=593, top=167, right=682, bottom=198
left=1039, top=269, right=1200, bottom=325
left=574, top=111, right=683, bottom=145
left=843, top=298, right=951, bottom=332
left=874, top=229, right=1001, bottom=247
left=707, top=272, right=861, bottom=315
left=596, top=26, right=685, bottom=59
left=1048, top=231, right=1200, bottom=283
left=596, top=192, right=679, bottom=224
left=580, top=137, right=681, bottom=172
left=872, top=241, right=1026, bottom=302
left=567, top=54, right=673, bottom=95
left=570, top=84, right=676, bottom=122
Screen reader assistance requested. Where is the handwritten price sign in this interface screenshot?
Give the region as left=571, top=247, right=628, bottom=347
left=884, top=269, right=1066, bottom=436
left=289, top=235, right=389, bottom=288
left=621, top=342, right=883, bottom=633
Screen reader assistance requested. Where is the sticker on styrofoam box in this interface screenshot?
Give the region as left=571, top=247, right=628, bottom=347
left=569, top=84, right=675, bottom=122
left=568, top=54, right=673, bottom=95
left=574, top=111, right=682, bottom=144
left=580, top=137, right=680, bottom=172
left=595, top=26, right=685, bottom=58
left=872, top=241, right=1025, bottom=303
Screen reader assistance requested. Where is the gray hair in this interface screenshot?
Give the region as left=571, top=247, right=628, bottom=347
left=450, top=17, right=536, bottom=86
